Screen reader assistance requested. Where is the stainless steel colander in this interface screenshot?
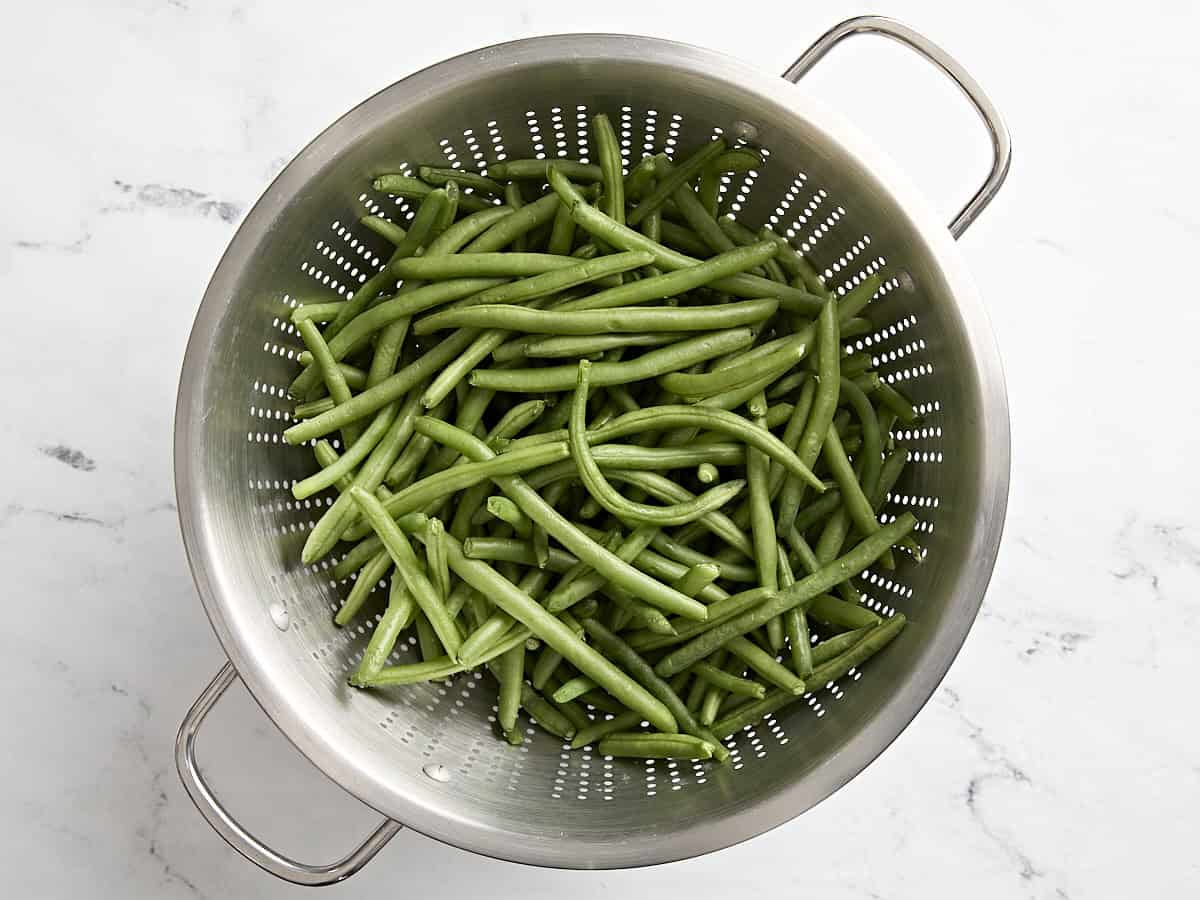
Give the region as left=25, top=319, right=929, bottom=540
left=174, top=16, right=1011, bottom=884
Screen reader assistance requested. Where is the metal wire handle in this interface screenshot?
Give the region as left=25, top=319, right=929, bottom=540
left=782, top=16, right=1011, bottom=238
left=175, top=661, right=403, bottom=885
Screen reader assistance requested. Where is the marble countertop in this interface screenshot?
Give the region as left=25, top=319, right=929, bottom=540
left=3, top=1, right=1197, bottom=896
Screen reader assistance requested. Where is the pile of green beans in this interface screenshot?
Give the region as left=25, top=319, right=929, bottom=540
left=284, top=118, right=922, bottom=761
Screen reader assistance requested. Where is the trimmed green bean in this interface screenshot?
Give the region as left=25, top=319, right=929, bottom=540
left=472, top=328, right=756, bottom=393
left=486, top=496, right=532, bottom=538
left=692, top=660, right=766, bottom=698
left=776, top=298, right=840, bottom=531
left=393, top=252, right=582, bottom=281
left=418, top=297, right=777, bottom=337
left=522, top=332, right=686, bottom=359
left=335, top=550, right=392, bottom=626
left=418, top=165, right=504, bottom=195
left=360, top=215, right=407, bottom=246
left=725, top=636, right=805, bottom=694
left=599, top=733, right=714, bottom=760
left=487, top=159, right=603, bottom=182
left=349, top=487, right=463, bottom=658
left=570, top=711, right=641, bottom=750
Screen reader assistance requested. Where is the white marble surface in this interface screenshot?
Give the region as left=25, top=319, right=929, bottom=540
left=2, top=1, right=1198, bottom=896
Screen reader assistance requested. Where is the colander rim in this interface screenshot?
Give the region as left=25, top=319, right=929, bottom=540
left=174, top=31, right=1010, bottom=869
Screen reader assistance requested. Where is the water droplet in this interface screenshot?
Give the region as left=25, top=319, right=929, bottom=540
left=422, top=763, right=451, bottom=783
left=731, top=120, right=759, bottom=143
left=268, top=601, right=289, bottom=630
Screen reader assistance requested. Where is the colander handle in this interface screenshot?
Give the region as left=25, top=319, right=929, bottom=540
left=175, top=661, right=403, bottom=885
left=782, top=15, right=1011, bottom=239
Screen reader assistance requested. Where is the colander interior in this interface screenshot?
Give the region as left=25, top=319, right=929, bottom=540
left=176, top=35, right=1007, bottom=868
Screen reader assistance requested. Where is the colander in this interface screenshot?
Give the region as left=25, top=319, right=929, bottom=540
left=173, top=16, right=1011, bottom=884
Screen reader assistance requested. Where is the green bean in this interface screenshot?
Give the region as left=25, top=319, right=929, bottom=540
left=420, top=527, right=678, bottom=731
left=360, top=215, right=408, bottom=246
left=548, top=168, right=824, bottom=311
left=776, top=298, right=840, bottom=530
left=567, top=243, right=779, bottom=314
left=671, top=563, right=721, bottom=598
left=292, top=301, right=348, bottom=324
left=296, top=319, right=352, bottom=408
left=758, top=226, right=830, bottom=297
left=418, top=165, right=504, bottom=196
left=807, top=593, right=882, bottom=631
left=791, top=491, right=842, bottom=536
left=660, top=331, right=809, bottom=402
left=570, top=711, right=641, bottom=750
left=464, top=192, right=562, bottom=253
left=650, top=533, right=754, bottom=582
left=335, top=550, right=392, bottom=626
left=424, top=518, right=450, bottom=600
left=547, top=194, right=576, bottom=255
left=294, top=357, right=367, bottom=389
left=348, top=487, right=463, bottom=658
left=657, top=220, right=712, bottom=256
left=545, top=524, right=658, bottom=613
left=692, top=659, right=765, bottom=699
left=285, top=328, right=478, bottom=444
left=715, top=216, right=785, bottom=280
left=486, top=496, right=532, bottom=538
left=777, top=541, right=814, bottom=677
left=496, top=642, right=524, bottom=732
left=372, top=174, right=493, bottom=212
left=806, top=613, right=907, bottom=689
left=354, top=580, right=415, bottom=680
left=581, top=619, right=726, bottom=761
left=461, top=537, right=575, bottom=572
left=599, top=733, right=714, bottom=760
left=652, top=513, right=915, bottom=676
left=472, top=327, right=755, bottom=393
left=626, top=587, right=770, bottom=655
left=569, top=363, right=747, bottom=527
left=416, top=417, right=708, bottom=621
left=553, top=676, right=598, bottom=704
left=672, top=181, right=737, bottom=255
left=627, top=139, right=726, bottom=226
left=592, top=113, right=625, bottom=227
left=446, top=250, right=653, bottom=312
left=393, top=252, right=582, bottom=281
left=291, top=401, right=399, bottom=500
left=351, top=655, right=461, bottom=687
left=810, top=626, right=874, bottom=666
left=725, top=636, right=805, bottom=694
left=487, top=159, right=603, bottom=182
left=512, top=684, right=576, bottom=739
left=522, top=332, right=686, bottom=359
left=874, top=381, right=920, bottom=424
left=822, top=427, right=882, bottom=548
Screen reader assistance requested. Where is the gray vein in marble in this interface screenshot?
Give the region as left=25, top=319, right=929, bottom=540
left=40, top=443, right=97, bottom=471
left=106, top=180, right=242, bottom=224
left=0, top=501, right=176, bottom=531
left=13, top=231, right=93, bottom=254
left=938, top=688, right=1056, bottom=892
